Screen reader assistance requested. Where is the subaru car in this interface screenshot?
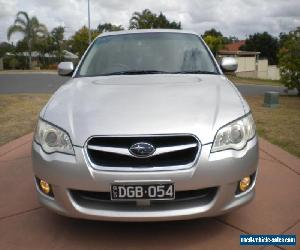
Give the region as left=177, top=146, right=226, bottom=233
left=32, top=29, right=259, bottom=221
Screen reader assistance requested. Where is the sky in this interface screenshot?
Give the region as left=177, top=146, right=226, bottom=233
left=0, top=0, right=299, bottom=43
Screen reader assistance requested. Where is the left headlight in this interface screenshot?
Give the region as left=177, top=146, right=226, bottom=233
left=34, top=119, right=74, bottom=155
left=211, top=113, right=256, bottom=152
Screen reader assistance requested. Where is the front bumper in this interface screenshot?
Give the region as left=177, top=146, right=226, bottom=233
left=31, top=137, right=259, bottom=222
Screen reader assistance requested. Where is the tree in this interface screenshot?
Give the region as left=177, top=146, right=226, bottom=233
left=4, top=39, right=28, bottom=69
left=34, top=35, right=54, bottom=65
left=69, top=26, right=100, bottom=57
left=0, top=42, right=14, bottom=58
left=129, top=9, right=181, bottom=29
left=129, top=9, right=155, bottom=29
left=203, top=35, right=225, bottom=55
left=15, top=39, right=28, bottom=53
left=7, top=11, right=47, bottom=68
left=203, top=28, right=223, bottom=38
left=154, top=12, right=181, bottom=29
left=278, top=27, right=300, bottom=95
left=34, top=26, right=65, bottom=64
left=97, top=23, right=124, bottom=33
left=224, top=36, right=239, bottom=44
left=202, top=29, right=226, bottom=55
left=240, top=32, right=279, bottom=64
left=51, top=26, right=65, bottom=60
left=279, top=32, right=290, bottom=48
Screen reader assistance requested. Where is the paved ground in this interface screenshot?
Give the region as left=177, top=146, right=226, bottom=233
left=0, top=72, right=296, bottom=96
left=0, top=134, right=299, bottom=250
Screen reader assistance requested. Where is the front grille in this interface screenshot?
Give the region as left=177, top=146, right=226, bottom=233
left=70, top=187, right=217, bottom=209
left=86, top=135, right=200, bottom=169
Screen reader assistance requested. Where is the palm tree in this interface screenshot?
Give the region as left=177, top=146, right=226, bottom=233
left=51, top=26, right=65, bottom=61
left=129, top=9, right=181, bottom=30
left=129, top=9, right=156, bottom=29
left=7, top=11, right=47, bottom=69
left=97, top=23, right=124, bottom=33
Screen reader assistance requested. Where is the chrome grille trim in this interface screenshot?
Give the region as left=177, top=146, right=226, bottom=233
left=84, top=134, right=201, bottom=172
left=87, top=143, right=198, bottom=158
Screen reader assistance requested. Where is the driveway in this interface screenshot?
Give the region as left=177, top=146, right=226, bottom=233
left=0, top=72, right=295, bottom=96
left=0, top=134, right=299, bottom=250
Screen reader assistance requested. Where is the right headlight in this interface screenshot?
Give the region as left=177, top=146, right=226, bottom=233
left=34, top=119, right=74, bottom=155
left=211, top=113, right=256, bottom=152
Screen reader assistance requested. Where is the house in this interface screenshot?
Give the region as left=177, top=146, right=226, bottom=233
left=5, top=50, right=78, bottom=60
left=224, top=40, right=246, bottom=51
left=3, top=50, right=79, bottom=69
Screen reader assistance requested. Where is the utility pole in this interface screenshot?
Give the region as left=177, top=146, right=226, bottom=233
left=88, top=0, right=91, bottom=44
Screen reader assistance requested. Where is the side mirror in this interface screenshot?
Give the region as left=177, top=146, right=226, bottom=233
left=58, top=62, right=74, bottom=76
left=220, top=57, right=238, bottom=72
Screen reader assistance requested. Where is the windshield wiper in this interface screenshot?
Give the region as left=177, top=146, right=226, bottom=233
left=101, top=70, right=170, bottom=76
left=97, top=70, right=218, bottom=76
left=171, top=70, right=218, bottom=75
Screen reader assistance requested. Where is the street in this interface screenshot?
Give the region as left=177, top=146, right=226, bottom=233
left=0, top=73, right=66, bottom=94
left=0, top=73, right=294, bottom=96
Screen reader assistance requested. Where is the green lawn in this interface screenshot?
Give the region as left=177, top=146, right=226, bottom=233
left=227, top=75, right=283, bottom=86
left=246, top=95, right=300, bottom=157
left=0, top=94, right=51, bottom=145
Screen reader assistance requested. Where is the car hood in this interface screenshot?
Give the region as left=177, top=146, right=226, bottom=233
left=42, top=74, right=249, bottom=146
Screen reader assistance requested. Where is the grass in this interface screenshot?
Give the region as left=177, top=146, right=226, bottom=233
left=0, top=94, right=299, bottom=158
left=0, top=94, right=51, bottom=146
left=246, top=96, right=300, bottom=157
left=227, top=75, right=283, bottom=86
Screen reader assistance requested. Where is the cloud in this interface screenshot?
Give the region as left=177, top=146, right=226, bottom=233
left=0, top=0, right=17, bottom=40
left=0, top=0, right=299, bottom=42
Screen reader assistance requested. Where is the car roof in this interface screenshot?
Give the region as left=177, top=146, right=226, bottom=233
left=97, top=29, right=199, bottom=38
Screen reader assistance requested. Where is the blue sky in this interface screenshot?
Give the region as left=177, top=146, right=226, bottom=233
left=0, top=0, right=299, bottom=42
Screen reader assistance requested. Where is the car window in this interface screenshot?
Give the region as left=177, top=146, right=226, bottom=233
left=78, top=32, right=218, bottom=76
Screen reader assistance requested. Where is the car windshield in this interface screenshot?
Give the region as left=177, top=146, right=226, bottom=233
left=78, top=32, right=219, bottom=76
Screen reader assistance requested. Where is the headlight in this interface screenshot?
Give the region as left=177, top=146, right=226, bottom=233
left=34, top=119, right=74, bottom=155
left=211, top=113, right=256, bottom=152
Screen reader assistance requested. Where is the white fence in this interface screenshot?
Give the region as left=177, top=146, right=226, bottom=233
left=257, top=60, right=280, bottom=80
left=267, top=65, right=280, bottom=80
left=235, top=58, right=280, bottom=80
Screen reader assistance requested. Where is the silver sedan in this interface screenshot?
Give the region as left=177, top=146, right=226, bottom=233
left=32, top=29, right=259, bottom=221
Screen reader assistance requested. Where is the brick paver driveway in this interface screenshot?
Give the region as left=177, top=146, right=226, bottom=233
left=0, top=134, right=299, bottom=250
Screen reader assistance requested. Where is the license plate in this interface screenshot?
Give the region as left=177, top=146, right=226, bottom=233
left=111, top=183, right=175, bottom=200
